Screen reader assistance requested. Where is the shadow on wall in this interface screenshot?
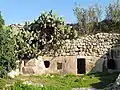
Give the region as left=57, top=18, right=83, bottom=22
left=89, top=40, right=120, bottom=89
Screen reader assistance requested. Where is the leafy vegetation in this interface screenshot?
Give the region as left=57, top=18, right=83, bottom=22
left=23, top=10, right=66, bottom=57
left=0, top=13, right=16, bottom=78
left=74, top=3, right=102, bottom=35
left=0, top=72, right=119, bottom=90
left=10, top=25, right=33, bottom=60
left=11, top=10, right=78, bottom=60
left=73, top=0, right=120, bottom=35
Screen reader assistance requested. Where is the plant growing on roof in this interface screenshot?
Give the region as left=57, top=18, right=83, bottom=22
left=23, top=10, right=77, bottom=56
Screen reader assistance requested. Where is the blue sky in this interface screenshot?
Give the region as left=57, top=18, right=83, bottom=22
left=0, top=0, right=113, bottom=25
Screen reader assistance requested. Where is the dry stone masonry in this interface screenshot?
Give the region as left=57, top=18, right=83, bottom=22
left=49, top=33, right=120, bottom=57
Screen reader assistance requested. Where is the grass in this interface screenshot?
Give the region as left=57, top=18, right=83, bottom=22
left=0, top=72, right=119, bottom=90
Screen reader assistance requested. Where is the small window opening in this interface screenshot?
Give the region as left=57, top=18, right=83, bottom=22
left=57, top=62, right=62, bottom=69
left=44, top=61, right=50, bottom=68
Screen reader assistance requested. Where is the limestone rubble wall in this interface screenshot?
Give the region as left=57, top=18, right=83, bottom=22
left=49, top=33, right=120, bottom=57
left=21, top=33, right=120, bottom=75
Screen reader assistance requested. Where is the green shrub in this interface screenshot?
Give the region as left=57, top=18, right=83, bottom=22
left=74, top=0, right=120, bottom=34
left=0, top=78, right=6, bottom=89
left=12, top=10, right=78, bottom=59
left=0, top=13, right=16, bottom=78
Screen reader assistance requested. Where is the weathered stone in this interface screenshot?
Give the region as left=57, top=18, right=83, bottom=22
left=25, top=58, right=37, bottom=67
left=8, top=69, right=19, bottom=78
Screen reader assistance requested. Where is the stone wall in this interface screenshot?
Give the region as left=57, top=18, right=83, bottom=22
left=22, top=56, right=77, bottom=75
left=21, top=56, right=101, bottom=75
left=20, top=33, right=120, bottom=75
left=49, top=33, right=120, bottom=57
